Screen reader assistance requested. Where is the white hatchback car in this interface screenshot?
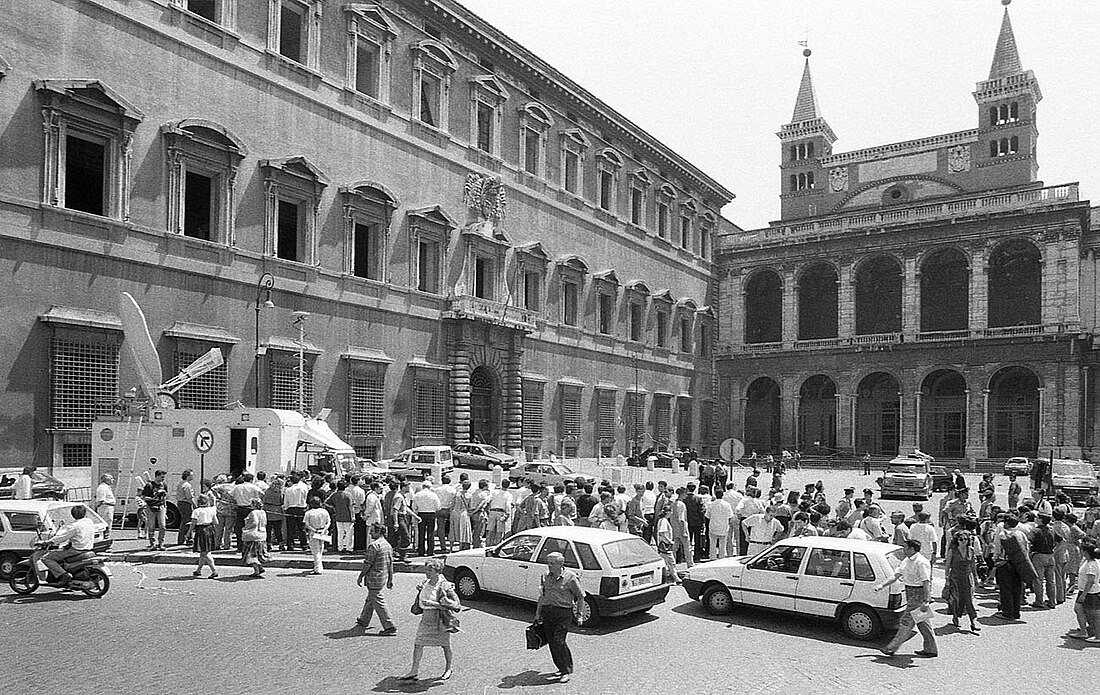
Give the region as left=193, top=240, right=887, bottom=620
left=443, top=526, right=670, bottom=626
left=681, top=536, right=906, bottom=640
left=0, top=500, right=111, bottom=578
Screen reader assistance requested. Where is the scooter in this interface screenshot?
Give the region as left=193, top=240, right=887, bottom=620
left=8, top=539, right=111, bottom=598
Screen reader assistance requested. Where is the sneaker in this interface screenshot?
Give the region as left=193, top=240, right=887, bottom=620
left=1086, top=636, right=1100, bottom=643
left=1067, top=629, right=1088, bottom=639
left=380, top=627, right=398, bottom=636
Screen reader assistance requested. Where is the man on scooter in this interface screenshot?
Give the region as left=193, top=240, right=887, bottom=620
left=41, top=505, right=96, bottom=585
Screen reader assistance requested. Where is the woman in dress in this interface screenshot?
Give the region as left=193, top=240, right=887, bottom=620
left=241, top=498, right=269, bottom=578
left=655, top=505, right=679, bottom=584
left=401, top=558, right=460, bottom=682
left=449, top=480, right=474, bottom=551
left=262, top=475, right=286, bottom=551
left=191, top=494, right=218, bottom=578
left=946, top=528, right=981, bottom=632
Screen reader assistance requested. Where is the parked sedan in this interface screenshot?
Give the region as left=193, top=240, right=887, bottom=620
left=1004, top=457, right=1032, bottom=477
left=509, top=462, right=597, bottom=489
left=681, top=536, right=906, bottom=640
left=443, top=526, right=670, bottom=626
left=452, top=443, right=516, bottom=470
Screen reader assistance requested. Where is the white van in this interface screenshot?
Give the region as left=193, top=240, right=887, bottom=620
left=0, top=500, right=110, bottom=578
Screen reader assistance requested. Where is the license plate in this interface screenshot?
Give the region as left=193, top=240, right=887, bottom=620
left=630, top=573, right=652, bottom=588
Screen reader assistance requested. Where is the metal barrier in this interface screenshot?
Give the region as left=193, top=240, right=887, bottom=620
left=65, top=486, right=92, bottom=503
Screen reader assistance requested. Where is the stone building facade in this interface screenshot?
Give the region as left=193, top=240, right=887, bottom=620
left=0, top=0, right=732, bottom=481
left=714, top=8, right=1099, bottom=464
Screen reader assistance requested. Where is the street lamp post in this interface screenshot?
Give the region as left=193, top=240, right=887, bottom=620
left=254, top=273, right=275, bottom=406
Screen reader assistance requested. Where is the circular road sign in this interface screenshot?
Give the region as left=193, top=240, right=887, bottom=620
left=193, top=427, right=214, bottom=454
left=719, top=438, right=745, bottom=463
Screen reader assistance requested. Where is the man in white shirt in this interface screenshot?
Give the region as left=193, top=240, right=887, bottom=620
left=282, top=474, right=310, bottom=551
left=411, top=482, right=441, bottom=556
left=362, top=481, right=383, bottom=526
left=723, top=484, right=744, bottom=554
left=94, top=474, right=116, bottom=539
left=348, top=476, right=367, bottom=550
left=254, top=471, right=270, bottom=493
left=640, top=482, right=658, bottom=544
left=434, top=476, right=456, bottom=553
left=231, top=473, right=264, bottom=550
left=41, top=505, right=97, bottom=584
left=875, top=539, right=937, bottom=657
left=908, top=512, right=938, bottom=561
left=14, top=466, right=34, bottom=500
left=742, top=507, right=783, bottom=556
left=487, top=480, right=515, bottom=546
left=705, top=490, right=734, bottom=559
left=735, top=490, right=765, bottom=554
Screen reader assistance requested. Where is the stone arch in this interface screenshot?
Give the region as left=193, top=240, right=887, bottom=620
left=798, top=374, right=837, bottom=452
left=744, top=376, right=781, bottom=456
left=468, top=360, right=503, bottom=447
left=988, top=366, right=1040, bottom=458
left=920, top=247, right=969, bottom=332
left=797, top=262, right=838, bottom=340
left=988, top=237, right=1042, bottom=328
left=831, top=173, right=967, bottom=212
left=744, top=268, right=783, bottom=344
left=854, top=254, right=903, bottom=335
left=855, top=372, right=900, bottom=456
left=919, top=369, right=967, bottom=458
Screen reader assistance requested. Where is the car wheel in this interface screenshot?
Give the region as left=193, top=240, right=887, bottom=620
left=701, top=584, right=733, bottom=615
left=839, top=604, right=882, bottom=640
left=0, top=551, right=19, bottom=579
left=575, top=596, right=599, bottom=627
left=8, top=566, right=39, bottom=595
left=165, top=502, right=181, bottom=530
left=454, top=569, right=481, bottom=601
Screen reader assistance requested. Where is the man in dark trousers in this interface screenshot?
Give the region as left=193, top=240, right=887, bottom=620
left=684, top=483, right=707, bottom=562
left=535, top=552, right=584, bottom=684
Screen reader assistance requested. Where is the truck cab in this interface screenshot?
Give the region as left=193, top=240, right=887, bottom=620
left=880, top=453, right=933, bottom=500
left=1044, top=459, right=1099, bottom=505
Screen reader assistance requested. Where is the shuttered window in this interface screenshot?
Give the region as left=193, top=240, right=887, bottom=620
left=348, top=365, right=385, bottom=438
left=522, top=380, right=544, bottom=442
left=51, top=337, right=120, bottom=430
left=174, top=347, right=229, bottom=410
left=561, top=386, right=582, bottom=456
left=270, top=353, right=314, bottom=414
left=596, top=389, right=616, bottom=456
left=653, top=394, right=672, bottom=445
left=413, top=372, right=446, bottom=440
left=625, top=392, right=645, bottom=449
left=677, top=398, right=693, bottom=448
left=701, top=400, right=715, bottom=446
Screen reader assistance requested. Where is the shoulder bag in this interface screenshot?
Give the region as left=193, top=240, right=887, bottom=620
left=411, top=584, right=424, bottom=615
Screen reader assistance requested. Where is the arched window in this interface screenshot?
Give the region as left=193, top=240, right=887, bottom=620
left=807, top=142, right=814, bottom=158
left=789, top=174, right=797, bottom=191
left=798, top=263, right=838, bottom=340
left=989, top=107, right=998, bottom=126
left=988, top=239, right=1041, bottom=328
left=807, top=171, right=815, bottom=189
left=855, top=256, right=902, bottom=335
left=1010, top=102, right=1018, bottom=121
left=990, top=140, right=999, bottom=158
left=790, top=145, right=797, bottom=162
left=1009, top=136, right=1018, bottom=153
left=744, top=270, right=782, bottom=344
left=920, top=248, right=969, bottom=332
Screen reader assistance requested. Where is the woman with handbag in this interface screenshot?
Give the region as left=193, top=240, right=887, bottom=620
left=946, top=528, right=981, bottom=631
left=655, top=505, right=679, bottom=584
left=401, top=558, right=460, bottom=682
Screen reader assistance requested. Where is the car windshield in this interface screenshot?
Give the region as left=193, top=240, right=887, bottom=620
left=555, top=464, right=575, bottom=475
left=884, top=547, right=904, bottom=572
left=480, top=445, right=500, bottom=454
left=1053, top=462, right=1093, bottom=478
left=602, top=538, right=659, bottom=569
left=887, top=465, right=919, bottom=474
left=46, top=505, right=103, bottom=527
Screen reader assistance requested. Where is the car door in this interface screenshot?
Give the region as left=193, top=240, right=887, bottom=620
left=470, top=446, right=490, bottom=469
left=482, top=533, right=543, bottom=599
left=452, top=445, right=469, bottom=466
left=795, top=547, right=855, bottom=616
left=737, top=543, right=806, bottom=611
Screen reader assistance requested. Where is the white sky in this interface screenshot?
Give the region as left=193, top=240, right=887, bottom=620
left=459, top=0, right=1099, bottom=230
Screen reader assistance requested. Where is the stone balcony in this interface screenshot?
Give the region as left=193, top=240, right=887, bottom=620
left=443, top=294, right=539, bottom=332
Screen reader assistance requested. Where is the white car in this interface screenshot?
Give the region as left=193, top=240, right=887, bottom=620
left=681, top=536, right=906, bottom=640
left=443, top=526, right=670, bottom=626
left=0, top=500, right=111, bottom=578
left=508, top=462, right=596, bottom=488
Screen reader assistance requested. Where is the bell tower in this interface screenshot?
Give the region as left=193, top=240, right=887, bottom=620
left=778, top=49, right=836, bottom=220
left=973, top=0, right=1041, bottom=186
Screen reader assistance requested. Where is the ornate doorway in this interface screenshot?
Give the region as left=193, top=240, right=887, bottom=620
left=470, top=366, right=500, bottom=446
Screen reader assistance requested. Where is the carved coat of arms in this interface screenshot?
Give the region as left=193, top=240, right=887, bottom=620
left=947, top=145, right=971, bottom=173
left=829, top=167, right=848, bottom=192
left=464, top=173, right=507, bottom=223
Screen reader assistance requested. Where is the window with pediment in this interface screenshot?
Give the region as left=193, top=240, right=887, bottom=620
left=343, top=4, right=396, bottom=101
left=699, top=211, right=716, bottom=260
left=411, top=40, right=456, bottom=131
left=409, top=205, right=456, bottom=294
left=162, top=119, right=247, bottom=244
left=560, top=129, right=590, bottom=196
left=341, top=181, right=398, bottom=281
left=556, top=255, right=589, bottom=327
left=628, top=170, right=651, bottom=227
left=519, top=102, right=553, bottom=177
left=260, top=157, right=328, bottom=265
left=652, top=290, right=673, bottom=348
left=596, top=148, right=623, bottom=213
left=516, top=242, right=550, bottom=313
left=36, top=80, right=144, bottom=221
left=655, top=184, right=675, bottom=241
left=461, top=224, right=509, bottom=301
left=268, top=0, right=322, bottom=70
left=676, top=299, right=697, bottom=353
left=679, top=199, right=697, bottom=252
left=469, top=75, right=510, bottom=157
left=625, top=281, right=650, bottom=343
left=594, top=270, right=619, bottom=335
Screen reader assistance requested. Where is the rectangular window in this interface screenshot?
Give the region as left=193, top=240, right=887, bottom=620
left=629, top=303, right=642, bottom=342
left=352, top=222, right=378, bottom=280
left=51, top=337, right=119, bottom=429
left=65, top=134, right=106, bottom=216
left=625, top=393, right=644, bottom=452
left=560, top=387, right=582, bottom=456
left=417, top=239, right=440, bottom=293
left=279, top=2, right=304, bottom=63
left=657, top=201, right=669, bottom=238
left=270, top=357, right=314, bottom=413
left=187, top=0, right=218, bottom=22
left=630, top=186, right=643, bottom=225
left=700, top=229, right=710, bottom=259
left=698, top=324, right=710, bottom=357
left=62, top=443, right=92, bottom=468
left=413, top=374, right=446, bottom=440
left=183, top=171, right=213, bottom=241
left=598, top=293, right=614, bottom=335
left=677, top=399, right=693, bottom=449
left=598, top=170, right=613, bottom=211
left=174, top=347, right=228, bottom=410
left=563, top=151, right=579, bottom=194
left=474, top=256, right=493, bottom=300
left=654, top=395, right=671, bottom=445
left=680, top=217, right=691, bottom=250
left=420, top=72, right=440, bottom=127
left=523, top=271, right=541, bottom=311
left=355, top=41, right=380, bottom=97
left=596, top=390, right=616, bottom=456
left=522, top=379, right=544, bottom=451
left=276, top=199, right=300, bottom=262
left=524, top=128, right=540, bottom=175
left=656, top=310, right=668, bottom=348
left=680, top=318, right=692, bottom=353
left=562, top=281, right=578, bottom=326
left=348, top=369, right=385, bottom=438
left=476, top=102, right=493, bottom=153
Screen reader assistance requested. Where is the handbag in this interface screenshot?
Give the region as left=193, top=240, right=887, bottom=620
left=657, top=539, right=674, bottom=554
left=909, top=604, right=934, bottom=624
left=525, top=622, right=547, bottom=650
left=411, top=585, right=424, bottom=615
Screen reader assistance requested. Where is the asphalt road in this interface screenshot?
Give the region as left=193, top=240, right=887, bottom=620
left=1, top=557, right=1093, bottom=694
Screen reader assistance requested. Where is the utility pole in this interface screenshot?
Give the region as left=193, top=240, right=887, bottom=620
left=293, top=311, right=310, bottom=414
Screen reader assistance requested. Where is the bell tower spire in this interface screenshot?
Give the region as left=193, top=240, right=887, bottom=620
left=778, top=48, right=836, bottom=220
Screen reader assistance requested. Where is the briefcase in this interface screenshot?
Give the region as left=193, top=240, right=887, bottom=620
left=525, top=622, right=547, bottom=650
